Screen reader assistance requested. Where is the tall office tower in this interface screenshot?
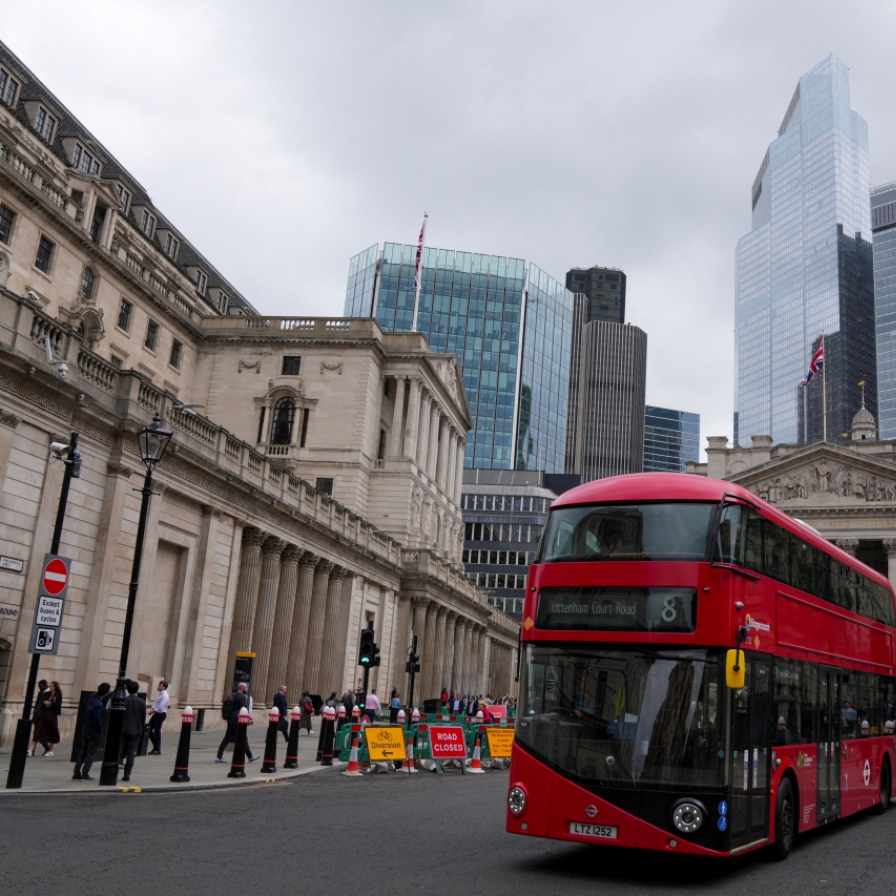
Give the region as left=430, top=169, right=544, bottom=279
left=872, top=183, right=896, bottom=439
left=565, top=266, right=626, bottom=324
left=345, top=243, right=573, bottom=471
left=734, top=56, right=876, bottom=448
left=643, top=406, right=700, bottom=473
left=564, top=290, right=647, bottom=482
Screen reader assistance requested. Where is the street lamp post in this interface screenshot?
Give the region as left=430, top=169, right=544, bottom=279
left=99, top=414, right=172, bottom=786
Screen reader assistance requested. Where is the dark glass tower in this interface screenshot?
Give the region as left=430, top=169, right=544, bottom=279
left=872, top=183, right=896, bottom=439
left=565, top=266, right=626, bottom=324
left=344, top=243, right=573, bottom=472
left=735, top=56, right=875, bottom=446
left=644, top=406, right=700, bottom=473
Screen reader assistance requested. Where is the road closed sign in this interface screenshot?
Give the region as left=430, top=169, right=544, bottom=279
left=486, top=727, right=515, bottom=758
left=364, top=725, right=406, bottom=760
left=429, top=725, right=467, bottom=759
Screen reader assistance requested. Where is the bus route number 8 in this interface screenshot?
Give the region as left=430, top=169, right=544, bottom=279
left=661, top=594, right=678, bottom=623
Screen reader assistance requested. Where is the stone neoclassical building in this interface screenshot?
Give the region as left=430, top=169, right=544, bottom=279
left=0, top=41, right=517, bottom=743
left=687, top=405, right=896, bottom=589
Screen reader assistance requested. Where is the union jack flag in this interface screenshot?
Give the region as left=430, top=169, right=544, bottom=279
left=799, top=335, right=824, bottom=387
left=413, top=213, right=427, bottom=291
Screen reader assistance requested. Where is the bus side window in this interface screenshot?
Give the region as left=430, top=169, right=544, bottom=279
left=714, top=504, right=741, bottom=563
left=742, top=510, right=763, bottom=574
left=764, top=521, right=789, bottom=585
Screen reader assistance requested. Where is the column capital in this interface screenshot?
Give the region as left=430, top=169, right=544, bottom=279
left=242, top=526, right=266, bottom=549
left=883, top=539, right=896, bottom=557
left=299, top=550, right=319, bottom=568
left=836, top=538, right=860, bottom=556
left=413, top=595, right=431, bottom=609
left=328, top=564, right=347, bottom=583
left=281, top=544, right=303, bottom=564
left=315, top=558, right=335, bottom=575
left=445, top=609, right=458, bottom=623
left=0, top=409, right=21, bottom=430
left=463, top=617, right=475, bottom=628
left=262, top=535, right=285, bottom=554
left=436, top=603, right=449, bottom=618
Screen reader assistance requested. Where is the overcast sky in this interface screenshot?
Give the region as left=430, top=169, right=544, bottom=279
left=5, top=1, right=896, bottom=457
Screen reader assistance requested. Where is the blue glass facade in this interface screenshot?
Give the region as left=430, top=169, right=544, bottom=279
left=643, top=406, right=700, bottom=473
left=343, top=243, right=573, bottom=472
left=735, top=56, right=874, bottom=447
left=873, top=183, right=896, bottom=439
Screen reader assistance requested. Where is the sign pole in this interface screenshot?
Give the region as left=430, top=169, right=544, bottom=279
left=6, top=433, right=78, bottom=790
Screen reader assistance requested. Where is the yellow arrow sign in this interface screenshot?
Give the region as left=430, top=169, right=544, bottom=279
left=364, top=725, right=406, bottom=760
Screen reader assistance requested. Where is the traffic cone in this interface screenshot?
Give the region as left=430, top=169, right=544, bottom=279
left=404, top=732, right=418, bottom=774
left=468, top=735, right=485, bottom=773
left=342, top=732, right=363, bottom=777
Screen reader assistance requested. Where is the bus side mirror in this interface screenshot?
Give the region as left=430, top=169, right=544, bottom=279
left=726, top=649, right=745, bottom=690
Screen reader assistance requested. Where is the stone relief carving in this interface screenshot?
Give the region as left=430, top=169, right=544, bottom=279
left=320, top=362, right=343, bottom=375
left=0, top=251, right=9, bottom=288
left=752, top=461, right=896, bottom=504
left=238, top=359, right=261, bottom=373
left=410, top=486, right=422, bottom=528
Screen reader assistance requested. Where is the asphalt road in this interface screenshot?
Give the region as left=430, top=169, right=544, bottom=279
left=2, top=768, right=895, bottom=896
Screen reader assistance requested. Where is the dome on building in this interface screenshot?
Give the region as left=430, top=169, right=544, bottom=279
left=850, top=391, right=877, bottom=441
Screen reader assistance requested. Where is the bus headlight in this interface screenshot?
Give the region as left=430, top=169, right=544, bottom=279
left=508, top=786, right=527, bottom=816
left=671, top=800, right=705, bottom=834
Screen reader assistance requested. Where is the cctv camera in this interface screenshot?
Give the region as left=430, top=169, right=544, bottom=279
left=50, top=441, right=69, bottom=456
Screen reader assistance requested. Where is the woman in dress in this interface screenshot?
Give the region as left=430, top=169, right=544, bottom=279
left=29, top=681, right=62, bottom=756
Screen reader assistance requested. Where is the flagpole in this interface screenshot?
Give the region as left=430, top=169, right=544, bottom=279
left=822, top=331, right=827, bottom=443
left=411, top=212, right=428, bottom=331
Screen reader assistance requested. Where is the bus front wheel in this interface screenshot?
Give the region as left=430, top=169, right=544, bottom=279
left=772, top=777, right=796, bottom=861
left=875, top=760, right=891, bottom=815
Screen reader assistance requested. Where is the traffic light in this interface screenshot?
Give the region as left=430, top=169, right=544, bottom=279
left=358, top=628, right=380, bottom=668
left=405, top=650, right=420, bottom=675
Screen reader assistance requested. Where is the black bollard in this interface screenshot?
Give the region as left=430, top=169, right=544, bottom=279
left=284, top=706, right=301, bottom=770
left=321, top=706, right=336, bottom=766
left=228, top=708, right=250, bottom=778
left=261, top=707, right=279, bottom=773
left=169, top=706, right=194, bottom=783
left=315, top=709, right=326, bottom=761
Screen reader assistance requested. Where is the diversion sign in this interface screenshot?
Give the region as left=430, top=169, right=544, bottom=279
left=536, top=586, right=696, bottom=633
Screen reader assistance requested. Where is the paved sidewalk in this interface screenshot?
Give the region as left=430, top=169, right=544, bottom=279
left=0, top=726, right=341, bottom=795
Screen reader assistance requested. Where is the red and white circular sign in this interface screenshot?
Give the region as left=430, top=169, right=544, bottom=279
left=42, top=558, right=68, bottom=595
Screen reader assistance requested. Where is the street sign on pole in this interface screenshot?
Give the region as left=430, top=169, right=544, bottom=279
left=28, top=553, right=70, bottom=657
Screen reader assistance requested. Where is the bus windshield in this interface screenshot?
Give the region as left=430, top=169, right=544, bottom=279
left=538, top=503, right=714, bottom=563
left=516, top=646, right=723, bottom=788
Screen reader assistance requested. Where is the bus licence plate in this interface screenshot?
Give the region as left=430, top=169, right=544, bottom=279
left=569, top=822, right=617, bottom=839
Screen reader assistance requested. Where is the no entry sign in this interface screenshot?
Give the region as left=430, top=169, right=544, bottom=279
left=41, top=557, right=68, bottom=596
left=429, top=725, right=467, bottom=759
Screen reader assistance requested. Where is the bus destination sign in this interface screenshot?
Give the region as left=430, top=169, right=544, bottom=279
left=536, top=586, right=697, bottom=633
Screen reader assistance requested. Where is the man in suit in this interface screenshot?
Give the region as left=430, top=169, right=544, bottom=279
left=273, top=684, right=289, bottom=742
left=121, top=680, right=146, bottom=782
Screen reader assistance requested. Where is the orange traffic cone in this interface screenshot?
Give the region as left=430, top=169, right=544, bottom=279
left=342, top=732, right=363, bottom=777
left=405, top=732, right=418, bottom=774
left=468, top=735, right=485, bottom=774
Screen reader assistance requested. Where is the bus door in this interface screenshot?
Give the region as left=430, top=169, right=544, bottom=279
left=817, top=668, right=841, bottom=822
left=729, top=657, right=771, bottom=849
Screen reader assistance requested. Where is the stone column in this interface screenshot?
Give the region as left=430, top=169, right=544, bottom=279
left=412, top=596, right=430, bottom=666
left=421, top=600, right=440, bottom=700
left=836, top=538, right=860, bottom=557
left=442, top=610, right=458, bottom=697
left=432, top=605, right=449, bottom=699
left=265, top=544, right=302, bottom=703
left=426, top=404, right=440, bottom=478
left=446, top=430, right=458, bottom=499
left=884, top=540, right=896, bottom=594
left=462, top=620, right=475, bottom=695
left=479, top=626, right=490, bottom=697
left=451, top=616, right=466, bottom=695
left=436, top=417, right=450, bottom=490
left=454, top=440, right=466, bottom=504
left=416, top=392, right=431, bottom=468
left=229, top=527, right=266, bottom=654
left=303, top=558, right=334, bottom=695
left=286, top=552, right=318, bottom=695
left=320, top=566, right=347, bottom=697
left=404, top=376, right=421, bottom=460
left=388, top=376, right=406, bottom=457
left=249, top=536, right=284, bottom=703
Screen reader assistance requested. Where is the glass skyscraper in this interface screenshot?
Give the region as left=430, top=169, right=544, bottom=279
left=344, top=242, right=573, bottom=471
left=872, top=183, right=896, bottom=439
left=643, top=406, right=700, bottom=473
left=735, top=56, right=876, bottom=448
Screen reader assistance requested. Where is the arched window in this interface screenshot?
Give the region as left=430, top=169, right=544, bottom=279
left=270, top=397, right=296, bottom=445
left=80, top=266, right=95, bottom=298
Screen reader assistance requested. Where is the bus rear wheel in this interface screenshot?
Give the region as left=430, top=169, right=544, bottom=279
left=772, top=777, right=796, bottom=861
left=875, top=761, right=891, bottom=815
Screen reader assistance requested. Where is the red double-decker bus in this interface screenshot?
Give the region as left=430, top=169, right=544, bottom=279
left=507, top=473, right=896, bottom=859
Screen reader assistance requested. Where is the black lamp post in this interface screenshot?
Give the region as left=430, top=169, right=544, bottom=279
left=99, top=414, right=172, bottom=786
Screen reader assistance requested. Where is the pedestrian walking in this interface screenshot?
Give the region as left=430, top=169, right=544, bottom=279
left=120, top=680, right=146, bottom=782
left=29, top=680, right=62, bottom=755
left=216, top=682, right=259, bottom=762
left=389, top=690, right=401, bottom=723
left=147, top=680, right=169, bottom=755
left=440, top=687, right=449, bottom=708
left=73, top=682, right=111, bottom=780
left=300, top=691, right=314, bottom=733
left=341, top=687, right=355, bottom=715
left=273, top=685, right=289, bottom=742
left=365, top=689, right=381, bottom=722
